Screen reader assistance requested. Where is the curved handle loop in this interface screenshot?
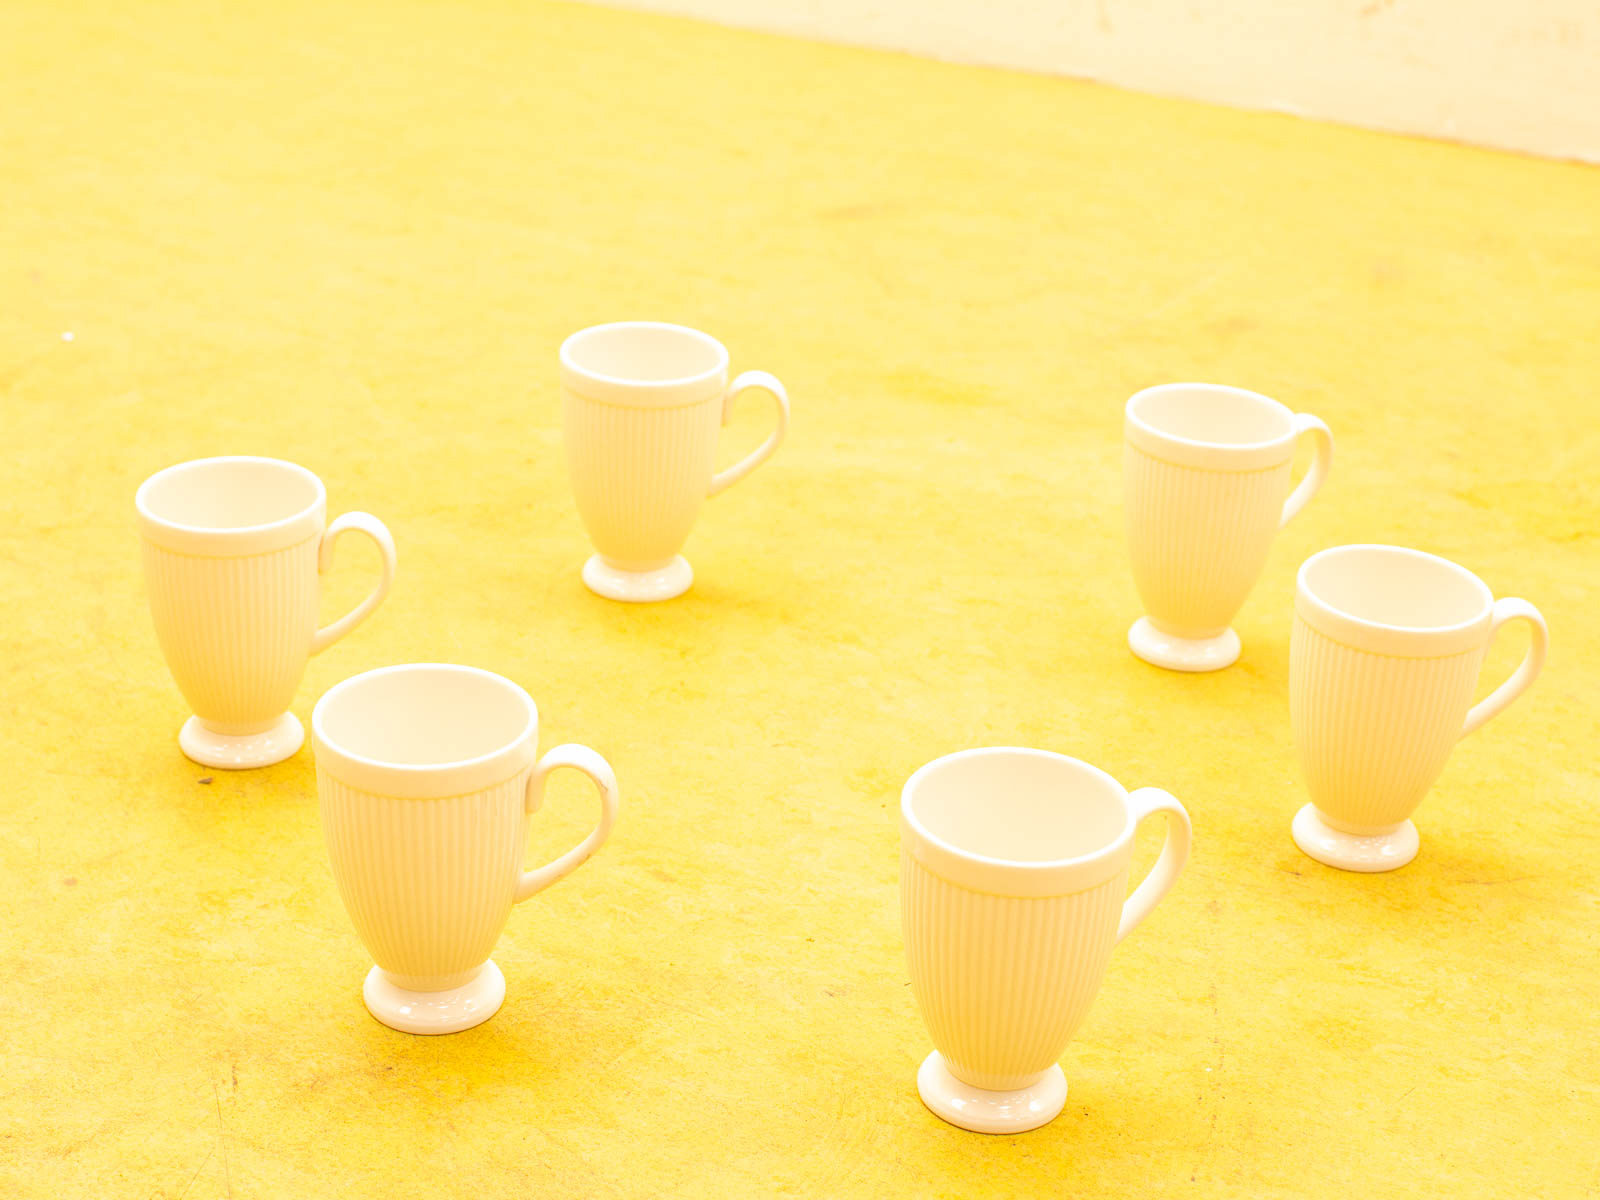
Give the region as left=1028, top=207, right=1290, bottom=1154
left=1279, top=413, right=1334, bottom=528
left=515, top=743, right=620, bottom=903
left=311, top=512, right=397, bottom=655
left=708, top=370, right=789, bottom=497
left=1116, top=787, right=1192, bottom=944
left=1461, top=597, right=1547, bottom=740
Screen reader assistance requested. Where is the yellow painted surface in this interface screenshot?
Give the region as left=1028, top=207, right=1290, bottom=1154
left=2, top=1, right=1597, bottom=1194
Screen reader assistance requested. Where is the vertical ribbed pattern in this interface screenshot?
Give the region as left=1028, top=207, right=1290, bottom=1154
left=1123, top=442, right=1292, bottom=636
left=319, top=771, right=528, bottom=988
left=563, top=389, right=722, bottom=568
left=1291, top=616, right=1487, bottom=829
left=141, top=537, right=318, bottom=728
left=901, top=851, right=1126, bottom=1092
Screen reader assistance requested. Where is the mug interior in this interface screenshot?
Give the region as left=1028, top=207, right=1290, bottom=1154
left=138, top=457, right=322, bottom=531
left=1301, top=545, right=1491, bottom=631
left=1128, top=383, right=1293, bottom=448
left=562, top=322, right=728, bottom=386
left=904, top=749, right=1128, bottom=865
left=316, top=665, right=535, bottom=768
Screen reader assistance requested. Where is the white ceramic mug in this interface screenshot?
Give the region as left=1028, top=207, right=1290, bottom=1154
left=137, top=456, right=396, bottom=768
left=313, top=664, right=620, bottom=1034
left=1290, top=544, right=1547, bottom=872
left=901, top=748, right=1191, bottom=1133
left=561, top=321, right=789, bottom=602
left=1124, top=383, right=1333, bottom=671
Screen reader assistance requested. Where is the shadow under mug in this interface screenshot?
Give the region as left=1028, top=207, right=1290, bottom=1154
left=313, top=663, right=620, bottom=1034
left=1290, top=544, right=1547, bottom=872
left=901, top=747, right=1191, bottom=1133
left=137, top=456, right=396, bottom=769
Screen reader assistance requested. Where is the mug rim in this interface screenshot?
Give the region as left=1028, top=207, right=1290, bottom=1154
left=312, top=663, right=540, bottom=799
left=900, top=747, right=1135, bottom=897
left=1296, top=543, right=1494, bottom=658
left=1125, top=382, right=1297, bottom=471
left=560, top=321, right=730, bottom=407
left=136, top=455, right=327, bottom=556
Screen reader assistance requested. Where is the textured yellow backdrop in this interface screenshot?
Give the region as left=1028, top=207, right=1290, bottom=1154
left=2, top=2, right=1597, bottom=1196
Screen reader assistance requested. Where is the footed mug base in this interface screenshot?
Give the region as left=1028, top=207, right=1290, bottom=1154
left=916, top=1051, right=1068, bottom=1134
left=582, top=554, right=693, bottom=603
left=179, top=712, right=303, bottom=769
left=1292, top=804, right=1419, bottom=873
left=1128, top=618, right=1241, bottom=673
left=363, top=961, right=506, bottom=1035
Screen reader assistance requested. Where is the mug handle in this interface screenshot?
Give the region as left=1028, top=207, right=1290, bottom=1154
left=1278, top=413, right=1334, bottom=528
left=1460, top=598, right=1548, bottom=739
left=311, top=512, right=398, bottom=655
left=708, top=370, right=790, bottom=497
left=515, top=743, right=621, bottom=902
left=1116, top=787, right=1192, bottom=944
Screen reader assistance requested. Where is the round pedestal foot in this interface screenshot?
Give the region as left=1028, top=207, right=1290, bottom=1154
left=1292, top=804, right=1419, bottom=872
left=916, top=1051, right=1068, bottom=1134
left=582, top=554, right=693, bottom=603
left=1128, top=618, right=1241, bottom=672
left=179, top=713, right=303, bottom=769
left=362, top=961, right=506, bottom=1034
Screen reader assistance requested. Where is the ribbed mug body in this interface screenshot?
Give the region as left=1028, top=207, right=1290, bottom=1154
left=319, top=768, right=530, bottom=990
left=901, top=850, right=1127, bottom=1092
left=1291, top=616, right=1488, bottom=832
left=1123, top=441, right=1290, bottom=638
left=563, top=388, right=721, bottom=570
left=141, top=536, right=319, bottom=731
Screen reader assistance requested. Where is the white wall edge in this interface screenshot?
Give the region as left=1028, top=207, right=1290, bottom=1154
left=588, top=1, right=1600, bottom=164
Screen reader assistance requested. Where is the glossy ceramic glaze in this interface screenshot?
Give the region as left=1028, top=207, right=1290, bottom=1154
left=900, top=748, right=1191, bottom=1133
left=1124, top=383, right=1332, bottom=671
left=137, top=456, right=396, bottom=768
left=1290, top=544, right=1547, bottom=871
left=312, top=664, right=620, bottom=1034
left=561, top=322, right=789, bottom=602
